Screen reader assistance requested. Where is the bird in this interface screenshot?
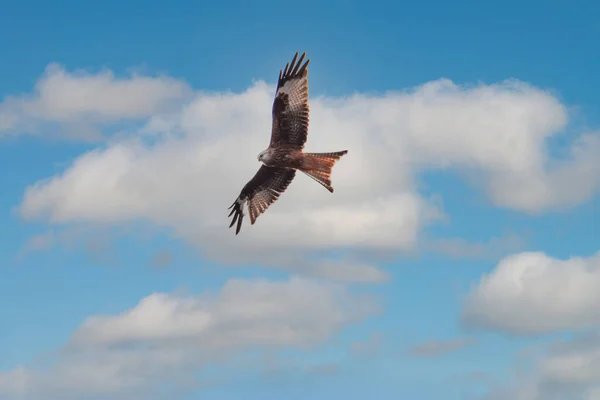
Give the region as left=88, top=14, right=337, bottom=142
left=228, top=52, right=348, bottom=235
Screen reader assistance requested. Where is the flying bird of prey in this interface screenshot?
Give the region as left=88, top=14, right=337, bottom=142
left=228, top=52, right=348, bottom=235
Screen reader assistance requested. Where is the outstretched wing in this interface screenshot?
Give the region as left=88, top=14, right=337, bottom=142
left=269, top=52, right=310, bottom=150
left=228, top=166, right=296, bottom=235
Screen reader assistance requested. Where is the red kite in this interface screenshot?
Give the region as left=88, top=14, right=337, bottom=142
left=228, top=52, right=348, bottom=234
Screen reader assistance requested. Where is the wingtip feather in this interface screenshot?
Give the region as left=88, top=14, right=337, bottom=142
left=235, top=215, right=242, bottom=235
left=291, top=52, right=305, bottom=75
left=290, top=52, right=298, bottom=67
left=228, top=198, right=246, bottom=234
left=279, top=52, right=311, bottom=81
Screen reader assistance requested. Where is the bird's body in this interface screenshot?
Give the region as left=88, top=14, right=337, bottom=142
left=257, top=147, right=300, bottom=168
left=258, top=147, right=344, bottom=172
left=228, top=52, right=348, bottom=234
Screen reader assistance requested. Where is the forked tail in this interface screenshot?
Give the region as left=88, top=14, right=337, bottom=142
left=300, top=150, right=348, bottom=193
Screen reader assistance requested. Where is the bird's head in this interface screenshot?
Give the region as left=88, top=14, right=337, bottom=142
left=257, top=150, right=267, bottom=162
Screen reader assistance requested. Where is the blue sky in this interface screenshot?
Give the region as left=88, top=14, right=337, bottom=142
left=1, top=1, right=599, bottom=399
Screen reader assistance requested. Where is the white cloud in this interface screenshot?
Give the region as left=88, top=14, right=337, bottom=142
left=408, top=337, right=477, bottom=357
left=71, top=277, right=376, bottom=348
left=486, top=334, right=600, bottom=400
left=487, top=132, right=600, bottom=213
left=0, top=63, right=190, bottom=139
left=462, top=251, right=600, bottom=335
left=0, top=277, right=378, bottom=399
left=11, top=68, right=600, bottom=266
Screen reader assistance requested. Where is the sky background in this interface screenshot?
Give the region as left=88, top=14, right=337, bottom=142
left=0, top=0, right=599, bottom=399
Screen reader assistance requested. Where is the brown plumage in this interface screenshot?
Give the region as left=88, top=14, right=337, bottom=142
left=298, top=151, right=348, bottom=192
left=228, top=52, right=348, bottom=235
